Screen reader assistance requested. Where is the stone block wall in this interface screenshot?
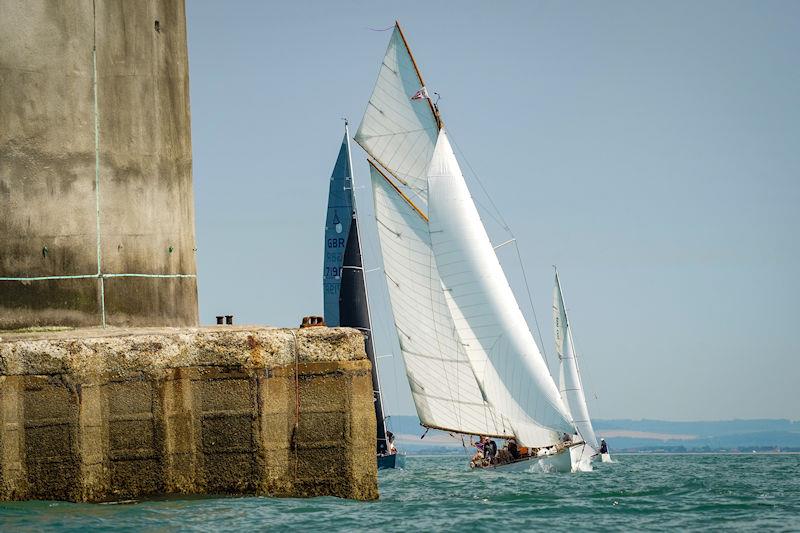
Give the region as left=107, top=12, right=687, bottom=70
left=0, top=326, right=378, bottom=501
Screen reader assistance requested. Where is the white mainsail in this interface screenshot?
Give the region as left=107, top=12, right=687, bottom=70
left=359, top=23, right=577, bottom=448
left=427, top=131, right=574, bottom=446
left=554, top=271, right=599, bottom=450
left=355, top=24, right=440, bottom=206
left=370, top=163, right=513, bottom=437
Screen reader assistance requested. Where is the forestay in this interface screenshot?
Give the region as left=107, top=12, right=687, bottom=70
left=554, top=271, right=599, bottom=450
left=370, top=163, right=513, bottom=438
left=355, top=25, right=439, bottom=207
left=426, top=130, right=575, bottom=447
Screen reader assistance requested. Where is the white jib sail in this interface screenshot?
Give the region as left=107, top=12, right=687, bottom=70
left=554, top=271, right=599, bottom=450
left=370, top=163, right=513, bottom=438
left=355, top=25, right=439, bottom=206
left=426, top=130, right=575, bottom=447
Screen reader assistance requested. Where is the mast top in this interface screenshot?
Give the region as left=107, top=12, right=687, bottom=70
left=394, top=20, right=443, bottom=130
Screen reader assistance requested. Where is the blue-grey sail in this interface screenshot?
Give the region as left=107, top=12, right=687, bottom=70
left=322, top=130, right=390, bottom=459
left=323, top=133, right=354, bottom=326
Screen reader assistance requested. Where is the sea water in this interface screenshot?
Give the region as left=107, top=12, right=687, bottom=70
left=1, top=454, right=798, bottom=531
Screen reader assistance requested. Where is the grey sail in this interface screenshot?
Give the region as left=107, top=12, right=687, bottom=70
left=323, top=134, right=354, bottom=325
left=323, top=129, right=389, bottom=458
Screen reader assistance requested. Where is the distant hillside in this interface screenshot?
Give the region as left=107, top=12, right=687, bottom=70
left=385, top=416, right=800, bottom=452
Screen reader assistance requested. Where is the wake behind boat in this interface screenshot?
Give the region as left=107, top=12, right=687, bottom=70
left=352, top=22, right=595, bottom=473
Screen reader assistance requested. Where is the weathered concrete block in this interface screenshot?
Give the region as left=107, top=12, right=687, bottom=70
left=0, top=0, right=199, bottom=329
left=0, top=326, right=378, bottom=501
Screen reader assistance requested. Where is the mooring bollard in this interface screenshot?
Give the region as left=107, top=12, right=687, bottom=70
left=300, top=316, right=326, bottom=328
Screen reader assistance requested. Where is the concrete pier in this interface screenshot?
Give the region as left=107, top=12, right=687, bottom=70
left=0, top=326, right=378, bottom=501
left=0, top=0, right=198, bottom=329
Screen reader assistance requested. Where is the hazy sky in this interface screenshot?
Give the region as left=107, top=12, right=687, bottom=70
left=186, top=1, right=799, bottom=421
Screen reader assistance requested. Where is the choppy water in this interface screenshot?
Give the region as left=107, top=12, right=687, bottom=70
left=1, top=454, right=798, bottom=531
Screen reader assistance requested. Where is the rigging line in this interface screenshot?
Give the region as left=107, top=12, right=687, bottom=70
left=513, top=239, right=551, bottom=370
left=357, top=173, right=408, bottom=432
left=346, top=123, right=390, bottom=444
left=446, top=132, right=512, bottom=234
left=567, top=323, right=593, bottom=415
left=366, top=24, right=394, bottom=31
left=446, top=130, right=550, bottom=369
left=472, top=196, right=510, bottom=234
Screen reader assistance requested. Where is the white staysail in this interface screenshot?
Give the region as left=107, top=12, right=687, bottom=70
left=554, top=271, right=599, bottom=450
left=355, top=24, right=439, bottom=206
left=370, top=163, right=513, bottom=438
left=426, top=130, right=574, bottom=447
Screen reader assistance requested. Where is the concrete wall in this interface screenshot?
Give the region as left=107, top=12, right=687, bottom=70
left=0, top=0, right=198, bottom=329
left=0, top=327, right=378, bottom=501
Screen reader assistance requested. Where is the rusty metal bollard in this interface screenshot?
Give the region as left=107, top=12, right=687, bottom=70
left=300, top=316, right=326, bottom=328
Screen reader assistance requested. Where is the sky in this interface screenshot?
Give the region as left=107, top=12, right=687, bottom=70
left=185, top=0, right=800, bottom=422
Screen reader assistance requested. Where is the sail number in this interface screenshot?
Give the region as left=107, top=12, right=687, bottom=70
left=325, top=266, right=342, bottom=278
left=327, top=238, right=346, bottom=248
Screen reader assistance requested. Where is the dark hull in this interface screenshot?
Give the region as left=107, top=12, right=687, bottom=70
left=377, top=453, right=406, bottom=470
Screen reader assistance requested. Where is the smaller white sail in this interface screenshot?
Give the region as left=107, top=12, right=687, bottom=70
left=554, top=271, right=599, bottom=450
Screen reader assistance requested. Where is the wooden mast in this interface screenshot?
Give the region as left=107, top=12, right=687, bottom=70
left=422, top=422, right=515, bottom=441
left=395, top=20, right=442, bottom=131
left=368, top=159, right=429, bottom=223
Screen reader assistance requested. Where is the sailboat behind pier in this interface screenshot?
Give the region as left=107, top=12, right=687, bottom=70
left=323, top=123, right=404, bottom=469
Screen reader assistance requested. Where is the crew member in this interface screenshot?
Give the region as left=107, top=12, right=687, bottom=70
left=599, top=439, right=608, bottom=455
left=485, top=438, right=498, bottom=462
left=507, top=438, right=520, bottom=460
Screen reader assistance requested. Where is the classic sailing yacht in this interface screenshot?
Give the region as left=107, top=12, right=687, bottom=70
left=323, top=122, right=405, bottom=469
left=553, top=269, right=606, bottom=469
left=354, top=22, right=582, bottom=472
